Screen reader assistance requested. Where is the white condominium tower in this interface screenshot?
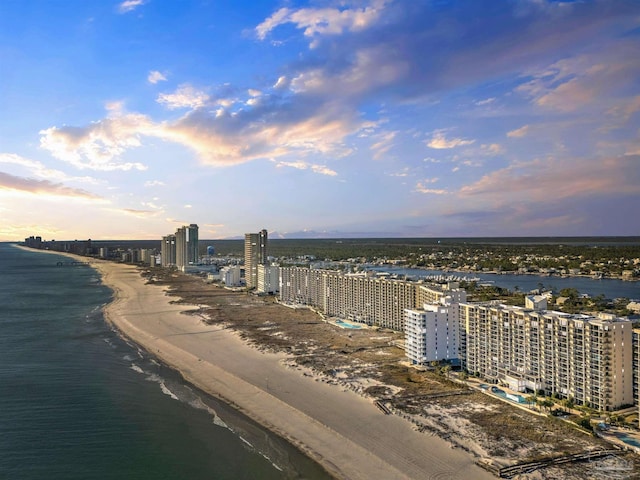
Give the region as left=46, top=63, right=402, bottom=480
left=459, top=303, right=633, bottom=411
left=257, top=264, right=280, bottom=294
left=244, top=229, right=268, bottom=289
left=405, top=284, right=466, bottom=365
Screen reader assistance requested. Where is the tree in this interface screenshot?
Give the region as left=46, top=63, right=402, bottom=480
left=537, top=398, right=554, bottom=413
left=563, top=397, right=575, bottom=411
left=577, top=416, right=593, bottom=432
left=559, top=288, right=579, bottom=299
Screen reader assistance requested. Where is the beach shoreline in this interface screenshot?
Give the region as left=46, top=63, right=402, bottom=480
left=16, top=245, right=494, bottom=480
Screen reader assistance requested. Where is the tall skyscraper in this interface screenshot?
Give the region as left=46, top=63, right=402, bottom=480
left=161, top=234, right=176, bottom=267
left=175, top=224, right=199, bottom=271
left=244, top=229, right=268, bottom=289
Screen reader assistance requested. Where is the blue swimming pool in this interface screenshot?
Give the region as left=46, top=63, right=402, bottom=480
left=335, top=320, right=363, bottom=329
left=489, top=386, right=527, bottom=404
left=617, top=434, right=640, bottom=448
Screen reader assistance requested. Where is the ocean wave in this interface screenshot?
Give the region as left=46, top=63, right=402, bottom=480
left=130, top=364, right=144, bottom=374
left=239, top=435, right=254, bottom=448
left=188, top=397, right=229, bottom=429
left=146, top=373, right=179, bottom=400
left=159, top=382, right=179, bottom=400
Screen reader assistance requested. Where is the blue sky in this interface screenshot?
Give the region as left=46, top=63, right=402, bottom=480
left=1, top=0, right=639, bottom=240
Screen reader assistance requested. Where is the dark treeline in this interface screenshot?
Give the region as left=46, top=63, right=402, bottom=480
left=84, top=237, right=640, bottom=264
left=204, top=237, right=640, bottom=263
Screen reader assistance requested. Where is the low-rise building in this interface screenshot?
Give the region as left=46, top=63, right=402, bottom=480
left=220, top=265, right=242, bottom=287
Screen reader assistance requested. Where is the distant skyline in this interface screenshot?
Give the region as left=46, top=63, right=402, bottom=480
left=1, top=0, right=639, bottom=241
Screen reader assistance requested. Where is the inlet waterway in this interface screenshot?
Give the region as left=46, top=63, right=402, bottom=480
left=371, top=266, right=640, bottom=300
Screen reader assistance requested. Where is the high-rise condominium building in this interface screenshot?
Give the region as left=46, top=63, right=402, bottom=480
left=279, top=267, right=418, bottom=330
left=175, top=224, right=199, bottom=271
left=244, top=229, right=268, bottom=289
left=459, top=303, right=633, bottom=411
left=161, top=234, right=176, bottom=267
left=257, top=264, right=280, bottom=294
left=405, top=284, right=466, bottom=365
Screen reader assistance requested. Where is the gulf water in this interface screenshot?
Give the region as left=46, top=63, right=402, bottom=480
left=0, top=244, right=331, bottom=479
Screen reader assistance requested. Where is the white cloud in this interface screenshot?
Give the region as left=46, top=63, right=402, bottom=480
left=39, top=113, right=153, bottom=171
left=459, top=156, right=640, bottom=201
left=157, top=84, right=210, bottom=110
left=105, top=101, right=125, bottom=113
left=0, top=171, right=103, bottom=200
left=274, top=160, right=337, bottom=176
left=480, top=143, right=504, bottom=155
left=273, top=76, right=289, bottom=90
left=475, top=97, right=496, bottom=106
left=414, top=181, right=448, bottom=195
left=426, top=131, right=475, bottom=149
left=166, top=97, right=362, bottom=166
left=118, top=0, right=146, bottom=14
left=370, top=130, right=397, bottom=160
left=516, top=44, right=640, bottom=113
left=144, top=180, right=165, bottom=187
left=148, top=70, right=167, bottom=84
left=507, top=125, right=530, bottom=138
left=290, top=45, right=408, bottom=97
left=40, top=91, right=364, bottom=169
left=607, top=95, right=640, bottom=121
left=256, top=0, right=388, bottom=43
left=388, top=167, right=409, bottom=177
left=0, top=153, right=97, bottom=184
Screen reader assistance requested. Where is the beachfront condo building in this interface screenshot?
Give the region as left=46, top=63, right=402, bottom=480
left=633, top=329, right=640, bottom=426
left=161, top=234, right=176, bottom=267
left=459, top=303, right=633, bottom=411
left=257, top=264, right=280, bottom=295
left=279, top=267, right=418, bottom=330
left=405, top=285, right=466, bottom=365
left=244, top=229, right=268, bottom=289
left=220, top=265, right=242, bottom=287
left=175, top=224, right=199, bottom=271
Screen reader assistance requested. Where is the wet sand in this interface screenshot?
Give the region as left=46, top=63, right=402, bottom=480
left=24, top=248, right=495, bottom=480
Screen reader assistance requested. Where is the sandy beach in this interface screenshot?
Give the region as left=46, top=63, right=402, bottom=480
left=24, top=247, right=494, bottom=480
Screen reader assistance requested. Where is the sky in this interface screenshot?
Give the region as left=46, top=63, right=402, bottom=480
left=1, top=0, right=639, bottom=241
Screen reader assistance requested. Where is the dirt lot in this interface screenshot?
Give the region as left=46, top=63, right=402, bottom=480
left=143, top=268, right=640, bottom=479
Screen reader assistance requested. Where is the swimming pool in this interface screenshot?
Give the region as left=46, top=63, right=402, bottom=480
left=616, top=433, right=640, bottom=448
left=489, top=386, right=527, bottom=404
left=335, top=320, right=364, bottom=329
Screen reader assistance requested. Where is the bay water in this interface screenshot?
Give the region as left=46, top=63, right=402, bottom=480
left=0, top=243, right=331, bottom=480
left=372, top=266, right=640, bottom=300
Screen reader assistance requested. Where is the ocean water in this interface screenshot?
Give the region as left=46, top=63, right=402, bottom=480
left=0, top=244, right=331, bottom=480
